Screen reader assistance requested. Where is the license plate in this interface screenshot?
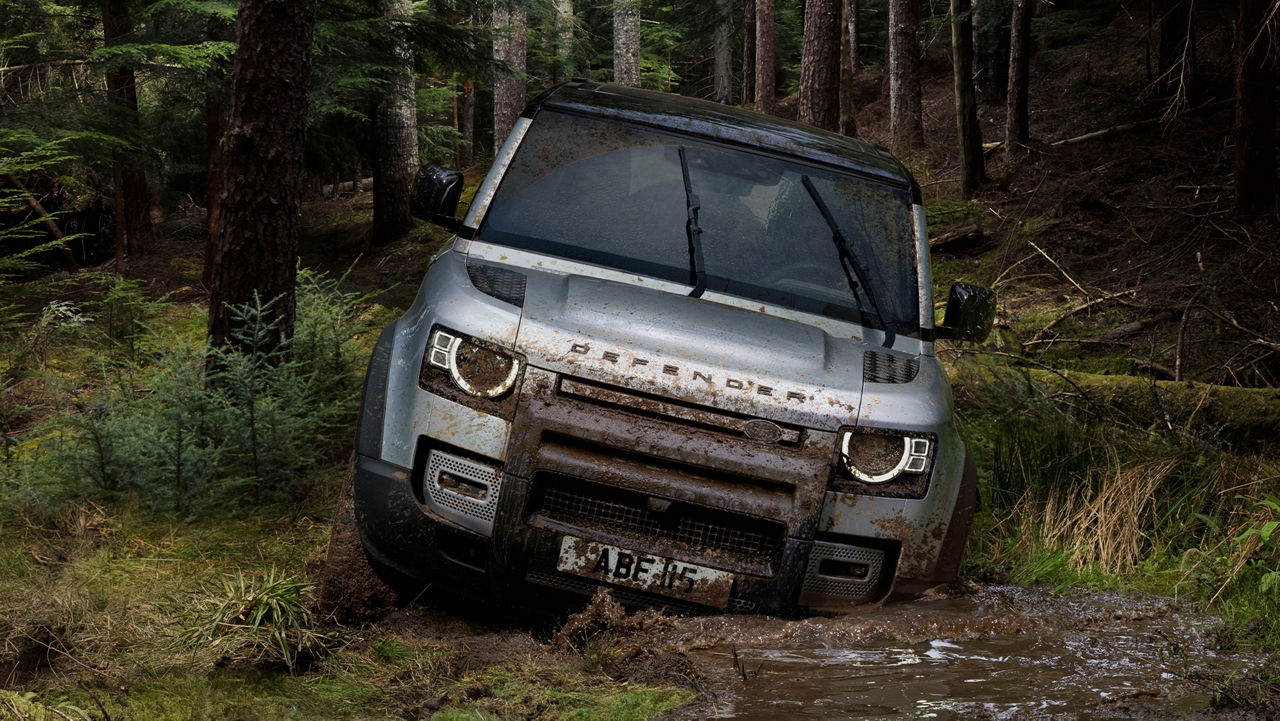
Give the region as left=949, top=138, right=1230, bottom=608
left=556, top=536, right=735, bottom=608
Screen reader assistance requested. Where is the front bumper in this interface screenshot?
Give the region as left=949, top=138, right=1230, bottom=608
left=354, top=366, right=971, bottom=615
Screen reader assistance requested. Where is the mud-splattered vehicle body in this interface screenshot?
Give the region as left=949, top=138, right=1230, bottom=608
left=352, top=81, right=994, bottom=615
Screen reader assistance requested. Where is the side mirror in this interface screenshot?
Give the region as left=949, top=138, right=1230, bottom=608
left=936, top=282, right=995, bottom=343
left=411, top=165, right=464, bottom=229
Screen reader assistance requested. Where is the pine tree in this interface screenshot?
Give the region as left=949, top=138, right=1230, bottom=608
left=614, top=0, right=640, bottom=86
left=371, top=0, right=418, bottom=243
left=888, top=0, right=924, bottom=151
left=208, top=0, right=318, bottom=353
left=493, top=0, right=527, bottom=153
left=799, top=0, right=840, bottom=131
left=755, top=0, right=776, bottom=114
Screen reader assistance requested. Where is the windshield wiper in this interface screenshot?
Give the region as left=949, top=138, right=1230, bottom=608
left=677, top=147, right=707, bottom=298
left=799, top=175, right=891, bottom=341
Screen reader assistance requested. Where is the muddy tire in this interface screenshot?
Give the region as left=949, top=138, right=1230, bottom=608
left=317, top=457, right=400, bottom=624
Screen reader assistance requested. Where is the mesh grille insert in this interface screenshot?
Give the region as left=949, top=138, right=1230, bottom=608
left=530, top=474, right=784, bottom=571
left=467, top=263, right=527, bottom=307
left=423, top=449, right=503, bottom=535
left=799, top=541, right=886, bottom=603
left=864, top=351, right=920, bottom=384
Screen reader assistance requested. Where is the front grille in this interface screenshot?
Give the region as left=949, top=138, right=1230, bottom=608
left=419, top=448, right=503, bottom=535
left=529, top=474, right=784, bottom=572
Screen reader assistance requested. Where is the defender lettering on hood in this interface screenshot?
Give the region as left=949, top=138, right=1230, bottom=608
left=566, top=341, right=811, bottom=402
left=341, top=80, right=996, bottom=619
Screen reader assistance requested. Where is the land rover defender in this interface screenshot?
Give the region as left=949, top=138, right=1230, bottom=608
left=348, top=81, right=995, bottom=615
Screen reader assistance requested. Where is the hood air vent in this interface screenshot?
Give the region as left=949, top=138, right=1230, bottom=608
left=467, top=262, right=527, bottom=308
left=864, top=351, right=919, bottom=384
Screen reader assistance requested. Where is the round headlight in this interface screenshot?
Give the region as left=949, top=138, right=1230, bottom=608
left=428, top=329, right=521, bottom=398
left=841, top=431, right=931, bottom=484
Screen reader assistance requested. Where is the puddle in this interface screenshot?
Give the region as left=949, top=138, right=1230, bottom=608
left=660, top=585, right=1258, bottom=719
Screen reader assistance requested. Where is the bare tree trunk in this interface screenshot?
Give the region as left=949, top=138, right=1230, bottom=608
left=800, top=0, right=841, bottom=131
left=889, top=0, right=924, bottom=151
left=971, top=2, right=1008, bottom=103
left=372, top=0, right=418, bottom=244
left=207, top=0, right=318, bottom=353
left=614, top=0, right=640, bottom=86
left=849, top=0, right=860, bottom=71
left=1005, top=0, right=1030, bottom=152
left=755, top=0, right=776, bottom=114
left=4, top=173, right=79, bottom=272
left=493, top=1, right=527, bottom=155
left=952, top=0, right=984, bottom=198
left=743, top=0, right=756, bottom=105
left=839, top=0, right=857, bottom=136
left=457, top=80, right=476, bottom=169
left=202, top=86, right=224, bottom=287
left=714, top=0, right=733, bottom=102
left=102, top=0, right=153, bottom=256
left=1233, top=0, right=1276, bottom=215
left=552, top=0, right=574, bottom=84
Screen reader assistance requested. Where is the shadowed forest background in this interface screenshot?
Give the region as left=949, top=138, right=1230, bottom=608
left=1, top=0, right=1279, bottom=717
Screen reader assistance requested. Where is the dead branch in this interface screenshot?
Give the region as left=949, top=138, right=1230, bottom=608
left=1099, top=312, right=1176, bottom=342
left=1198, top=305, right=1280, bottom=352
left=1049, top=98, right=1232, bottom=147
left=1027, top=239, right=1089, bottom=298
left=3, top=173, right=79, bottom=273
left=1135, top=359, right=1177, bottom=380
left=1022, top=288, right=1140, bottom=350
left=928, top=224, right=987, bottom=256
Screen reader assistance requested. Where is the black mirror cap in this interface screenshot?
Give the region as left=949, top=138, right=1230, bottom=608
left=411, top=165, right=464, bottom=229
left=937, top=282, right=995, bottom=343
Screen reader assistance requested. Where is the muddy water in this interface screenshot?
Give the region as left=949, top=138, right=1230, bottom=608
left=661, top=586, right=1254, bottom=719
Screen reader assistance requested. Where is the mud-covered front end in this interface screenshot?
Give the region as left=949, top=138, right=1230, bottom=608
left=351, top=249, right=975, bottom=615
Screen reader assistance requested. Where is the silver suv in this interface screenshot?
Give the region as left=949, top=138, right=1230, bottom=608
left=350, top=81, right=994, bottom=615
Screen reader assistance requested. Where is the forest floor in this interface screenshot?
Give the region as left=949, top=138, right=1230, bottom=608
left=2, top=14, right=1279, bottom=720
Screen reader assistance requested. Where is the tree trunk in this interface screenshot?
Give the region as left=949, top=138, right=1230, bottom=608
left=1005, top=0, right=1031, bottom=152
left=207, top=0, right=318, bottom=353
left=755, top=0, right=776, bottom=114
left=839, top=0, right=857, bottom=136
left=849, top=0, right=860, bottom=71
left=614, top=0, right=640, bottom=86
left=799, top=0, right=841, bottom=131
left=372, top=0, right=418, bottom=244
left=1233, top=0, right=1277, bottom=216
left=971, top=2, right=1008, bottom=103
left=743, top=0, right=756, bottom=105
left=713, top=0, right=733, bottom=102
left=1156, top=0, right=1196, bottom=104
left=952, top=0, right=984, bottom=198
left=102, top=0, right=153, bottom=256
left=888, top=0, right=924, bottom=151
left=493, top=1, right=527, bottom=155
left=202, top=86, right=224, bottom=287
left=552, top=0, right=574, bottom=84
left=457, top=80, right=476, bottom=169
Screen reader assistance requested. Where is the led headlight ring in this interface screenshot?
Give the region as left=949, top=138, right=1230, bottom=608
left=840, top=432, right=931, bottom=484
left=428, top=329, right=521, bottom=398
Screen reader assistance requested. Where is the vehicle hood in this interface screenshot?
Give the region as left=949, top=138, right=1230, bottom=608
left=514, top=270, right=875, bottom=430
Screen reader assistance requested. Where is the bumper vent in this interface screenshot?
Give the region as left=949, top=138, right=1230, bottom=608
left=422, top=449, right=503, bottom=535
left=797, top=541, right=887, bottom=606
left=864, top=351, right=920, bottom=384
left=467, top=262, right=526, bottom=307
left=529, top=474, right=784, bottom=573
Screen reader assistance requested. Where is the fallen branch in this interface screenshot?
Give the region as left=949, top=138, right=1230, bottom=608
left=3, top=173, right=79, bottom=273
left=1099, top=312, right=1175, bottom=341
left=1027, top=239, right=1089, bottom=298
left=928, top=223, right=987, bottom=256
left=1022, top=289, right=1140, bottom=350
left=1049, top=98, right=1232, bottom=147
left=1199, top=305, right=1280, bottom=352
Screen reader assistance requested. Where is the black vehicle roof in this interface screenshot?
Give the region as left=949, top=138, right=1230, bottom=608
left=524, top=81, right=918, bottom=195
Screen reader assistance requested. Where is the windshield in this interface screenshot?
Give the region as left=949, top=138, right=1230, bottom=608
left=477, top=110, right=919, bottom=335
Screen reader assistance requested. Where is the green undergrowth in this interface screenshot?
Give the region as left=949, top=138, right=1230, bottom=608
left=0, top=267, right=694, bottom=719
left=951, top=351, right=1280, bottom=652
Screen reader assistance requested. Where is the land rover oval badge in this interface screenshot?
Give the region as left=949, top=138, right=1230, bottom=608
left=743, top=419, right=784, bottom=444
